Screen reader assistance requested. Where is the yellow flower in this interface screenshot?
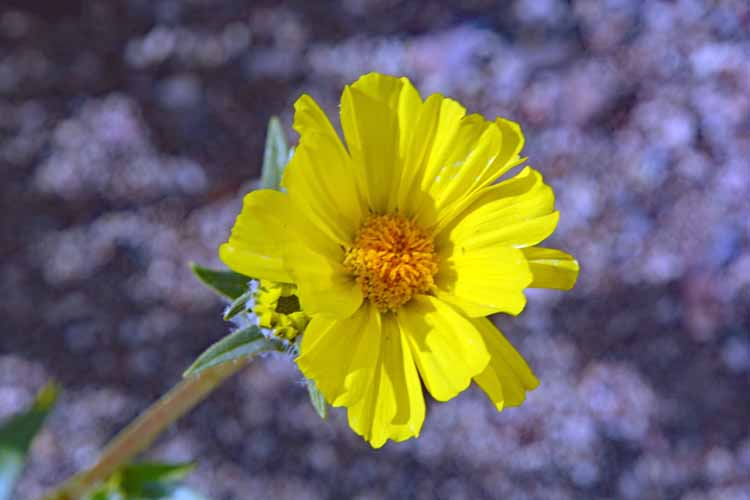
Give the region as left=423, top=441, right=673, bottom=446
left=220, top=73, right=579, bottom=447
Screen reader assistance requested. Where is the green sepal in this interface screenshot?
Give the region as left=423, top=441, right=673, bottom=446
left=189, top=263, right=251, bottom=300
left=260, top=116, right=289, bottom=190
left=183, top=326, right=282, bottom=378
left=305, top=377, right=328, bottom=420
left=222, top=291, right=252, bottom=321
left=0, top=382, right=59, bottom=500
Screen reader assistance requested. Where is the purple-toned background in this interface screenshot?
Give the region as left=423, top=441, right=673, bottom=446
left=1, top=1, right=748, bottom=499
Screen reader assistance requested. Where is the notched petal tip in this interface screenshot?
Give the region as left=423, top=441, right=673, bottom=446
left=494, top=116, right=527, bottom=173
left=522, top=247, right=580, bottom=291
left=471, top=317, right=539, bottom=412
left=292, top=93, right=341, bottom=140
left=495, top=116, right=525, bottom=143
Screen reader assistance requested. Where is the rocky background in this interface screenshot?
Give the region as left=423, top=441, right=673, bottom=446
left=1, top=1, right=749, bottom=499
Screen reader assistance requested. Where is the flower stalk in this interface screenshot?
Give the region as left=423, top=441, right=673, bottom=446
left=39, top=357, right=251, bottom=500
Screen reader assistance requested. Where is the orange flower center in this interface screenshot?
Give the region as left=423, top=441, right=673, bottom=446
left=344, top=214, right=439, bottom=312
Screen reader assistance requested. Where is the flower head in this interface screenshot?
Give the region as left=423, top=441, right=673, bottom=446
left=220, top=73, right=579, bottom=447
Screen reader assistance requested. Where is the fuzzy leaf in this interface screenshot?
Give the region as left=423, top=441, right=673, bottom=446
left=305, top=377, right=328, bottom=420
left=0, top=382, right=59, bottom=500
left=222, top=291, right=252, bottom=321
left=261, top=116, right=289, bottom=190
left=189, top=263, right=251, bottom=300
left=183, top=326, right=281, bottom=378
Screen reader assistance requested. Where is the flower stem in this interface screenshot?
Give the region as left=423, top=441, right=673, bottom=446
left=39, top=358, right=251, bottom=500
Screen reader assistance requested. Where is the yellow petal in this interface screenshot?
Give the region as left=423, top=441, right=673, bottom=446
left=430, top=119, right=499, bottom=208
left=472, top=317, right=539, bottom=411
left=413, top=115, right=527, bottom=229
left=394, top=78, right=423, bottom=156
left=437, top=166, right=559, bottom=250
left=399, top=295, right=490, bottom=401
left=522, top=247, right=580, bottom=290
left=282, top=95, right=364, bottom=245
left=434, top=245, right=532, bottom=317
left=218, top=189, right=293, bottom=282
left=397, top=94, right=466, bottom=218
left=287, top=243, right=363, bottom=319
left=494, top=117, right=526, bottom=175
left=340, top=73, right=422, bottom=213
left=296, top=304, right=380, bottom=407
left=413, top=114, right=489, bottom=227
left=384, top=332, right=425, bottom=443
left=347, top=313, right=425, bottom=448
left=220, top=188, right=361, bottom=318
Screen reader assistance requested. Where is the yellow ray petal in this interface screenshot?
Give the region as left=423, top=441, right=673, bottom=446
left=297, top=304, right=380, bottom=407
left=287, top=244, right=363, bottom=319
left=282, top=94, right=365, bottom=245
left=435, top=245, right=533, bottom=317
left=414, top=115, right=527, bottom=229
left=347, top=313, right=425, bottom=448
left=522, top=247, right=580, bottom=290
left=471, top=317, right=539, bottom=411
left=399, top=295, right=490, bottom=401
left=494, top=117, right=526, bottom=176
left=430, top=119, right=499, bottom=208
left=414, top=114, right=488, bottom=227
left=386, top=320, right=425, bottom=442
left=340, top=73, right=422, bottom=213
left=437, top=166, right=559, bottom=250
left=220, top=189, right=361, bottom=318
left=219, top=189, right=293, bottom=282
left=397, top=94, right=466, bottom=218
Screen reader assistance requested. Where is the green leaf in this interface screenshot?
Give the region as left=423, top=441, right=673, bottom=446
left=260, top=116, right=289, bottom=190
left=0, top=382, right=59, bottom=500
left=189, top=263, right=251, bottom=300
left=87, top=462, right=210, bottom=500
left=222, top=290, right=252, bottom=321
left=183, top=326, right=282, bottom=378
left=119, top=462, right=194, bottom=499
left=305, top=377, right=328, bottom=420
left=121, top=462, right=194, bottom=487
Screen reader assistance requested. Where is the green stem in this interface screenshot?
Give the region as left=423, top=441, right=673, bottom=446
left=39, top=358, right=251, bottom=500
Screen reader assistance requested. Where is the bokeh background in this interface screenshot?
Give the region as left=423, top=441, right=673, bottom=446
left=1, top=1, right=749, bottom=499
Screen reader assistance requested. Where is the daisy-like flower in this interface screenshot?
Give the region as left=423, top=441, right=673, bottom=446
left=220, top=73, right=579, bottom=447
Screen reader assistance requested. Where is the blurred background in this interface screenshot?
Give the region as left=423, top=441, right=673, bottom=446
left=1, top=0, right=749, bottom=499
